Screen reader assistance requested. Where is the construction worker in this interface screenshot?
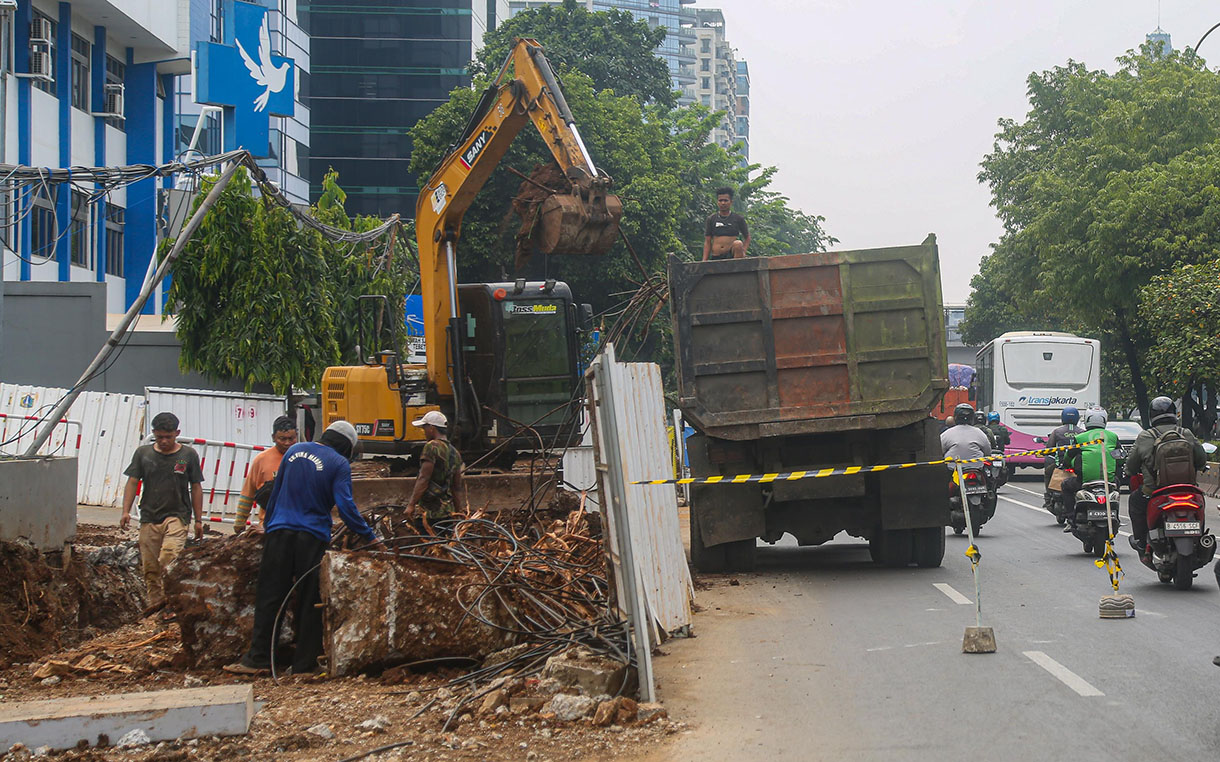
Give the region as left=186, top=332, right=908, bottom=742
left=120, top=412, right=204, bottom=615
left=224, top=421, right=383, bottom=676
left=233, top=415, right=298, bottom=534
left=405, top=411, right=468, bottom=531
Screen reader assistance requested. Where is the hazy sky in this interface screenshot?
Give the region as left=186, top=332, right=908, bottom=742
left=714, top=1, right=1218, bottom=302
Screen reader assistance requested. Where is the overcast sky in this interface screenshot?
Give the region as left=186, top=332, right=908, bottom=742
left=714, top=0, right=1218, bottom=302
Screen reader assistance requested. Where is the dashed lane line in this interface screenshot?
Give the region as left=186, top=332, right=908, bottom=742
left=932, top=582, right=973, bottom=605
left=1023, top=650, right=1104, bottom=697
left=998, top=493, right=1131, bottom=537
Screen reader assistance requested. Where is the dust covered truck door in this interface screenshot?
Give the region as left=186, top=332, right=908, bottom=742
left=669, top=234, right=950, bottom=572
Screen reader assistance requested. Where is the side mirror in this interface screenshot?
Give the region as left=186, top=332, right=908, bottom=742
left=1109, top=448, right=1125, bottom=460
left=1203, top=442, right=1218, bottom=456
left=577, top=303, right=594, bottom=331
left=1034, top=437, right=1046, bottom=444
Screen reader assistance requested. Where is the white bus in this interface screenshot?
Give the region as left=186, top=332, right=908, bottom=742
left=973, top=332, right=1101, bottom=469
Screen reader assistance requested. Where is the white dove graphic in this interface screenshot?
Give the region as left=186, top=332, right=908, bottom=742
left=234, top=15, right=290, bottom=112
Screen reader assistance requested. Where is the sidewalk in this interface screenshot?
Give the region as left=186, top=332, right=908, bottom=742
left=78, top=504, right=119, bottom=526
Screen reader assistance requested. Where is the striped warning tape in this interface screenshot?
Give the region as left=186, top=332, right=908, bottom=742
left=630, top=438, right=1105, bottom=486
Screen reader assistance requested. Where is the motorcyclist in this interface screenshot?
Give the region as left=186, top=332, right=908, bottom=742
left=1064, top=409, right=1120, bottom=532
left=987, top=411, right=1011, bottom=452
left=1043, top=406, right=1081, bottom=511
left=973, top=411, right=998, bottom=451
left=1125, top=396, right=1207, bottom=554
left=941, top=403, right=993, bottom=462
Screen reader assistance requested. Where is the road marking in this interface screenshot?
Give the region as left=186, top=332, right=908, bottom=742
left=998, top=494, right=1131, bottom=537
left=933, top=582, right=973, bottom=605
left=1008, top=484, right=1044, bottom=498
left=1023, top=651, right=1104, bottom=697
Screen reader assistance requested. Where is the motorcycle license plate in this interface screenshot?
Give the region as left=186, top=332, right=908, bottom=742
left=1164, top=521, right=1201, bottom=532
left=1087, top=510, right=1109, bottom=520
left=964, top=484, right=988, bottom=495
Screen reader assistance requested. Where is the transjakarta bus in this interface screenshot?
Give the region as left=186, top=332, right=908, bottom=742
left=973, top=332, right=1101, bottom=470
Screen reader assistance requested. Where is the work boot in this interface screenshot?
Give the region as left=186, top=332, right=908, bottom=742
left=1128, top=535, right=1143, bottom=553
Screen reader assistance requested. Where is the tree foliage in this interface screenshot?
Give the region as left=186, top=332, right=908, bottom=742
left=969, top=44, right=1220, bottom=419
left=470, top=0, right=675, bottom=107
left=166, top=168, right=414, bottom=393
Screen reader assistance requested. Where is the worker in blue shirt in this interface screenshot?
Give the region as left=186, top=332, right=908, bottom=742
left=224, top=420, right=384, bottom=675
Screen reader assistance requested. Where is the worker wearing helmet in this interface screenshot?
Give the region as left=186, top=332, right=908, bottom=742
left=1043, top=406, right=1081, bottom=510
left=940, top=403, right=993, bottom=462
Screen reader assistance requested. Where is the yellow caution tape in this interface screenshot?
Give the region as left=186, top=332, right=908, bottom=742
left=1094, top=538, right=1125, bottom=592
left=631, top=438, right=1104, bottom=486
left=965, top=544, right=982, bottom=564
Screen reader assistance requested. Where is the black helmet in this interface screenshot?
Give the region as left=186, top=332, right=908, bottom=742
left=954, top=403, right=975, bottom=425
left=1149, top=396, right=1177, bottom=425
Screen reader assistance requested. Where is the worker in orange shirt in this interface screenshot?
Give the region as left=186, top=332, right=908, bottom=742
left=233, top=416, right=298, bottom=533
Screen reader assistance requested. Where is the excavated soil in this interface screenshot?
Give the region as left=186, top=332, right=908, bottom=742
left=0, top=527, right=145, bottom=670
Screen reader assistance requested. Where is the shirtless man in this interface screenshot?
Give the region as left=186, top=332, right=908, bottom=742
left=702, top=187, right=750, bottom=261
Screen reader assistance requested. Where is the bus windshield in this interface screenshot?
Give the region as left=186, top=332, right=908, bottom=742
left=1002, top=341, right=1094, bottom=389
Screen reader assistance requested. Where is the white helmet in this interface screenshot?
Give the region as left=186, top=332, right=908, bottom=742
left=1083, top=409, right=1108, bottom=430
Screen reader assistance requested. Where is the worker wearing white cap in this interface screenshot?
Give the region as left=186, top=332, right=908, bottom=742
left=406, top=410, right=468, bottom=530
left=224, top=420, right=384, bottom=676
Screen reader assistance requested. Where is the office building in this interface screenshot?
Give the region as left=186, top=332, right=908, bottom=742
left=304, top=1, right=509, bottom=218
left=693, top=8, right=738, bottom=154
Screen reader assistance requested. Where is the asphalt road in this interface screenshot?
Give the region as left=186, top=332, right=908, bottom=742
left=641, top=474, right=1220, bottom=762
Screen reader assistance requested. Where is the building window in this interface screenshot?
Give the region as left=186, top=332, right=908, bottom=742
left=70, top=33, right=90, bottom=112
left=105, top=206, right=125, bottom=277
left=701, top=77, right=710, bottom=90
left=701, top=38, right=710, bottom=54
left=701, top=94, right=710, bottom=107
left=210, top=0, right=225, bottom=43
left=700, top=58, right=710, bottom=72
left=105, top=56, right=126, bottom=131
left=31, top=12, right=56, bottom=96
left=648, top=16, right=658, bottom=28
left=30, top=194, right=57, bottom=259
left=69, top=190, right=90, bottom=269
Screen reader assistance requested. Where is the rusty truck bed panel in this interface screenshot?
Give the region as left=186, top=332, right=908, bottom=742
left=669, top=235, right=947, bottom=440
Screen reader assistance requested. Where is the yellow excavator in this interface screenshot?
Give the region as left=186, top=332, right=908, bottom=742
left=321, top=39, right=622, bottom=460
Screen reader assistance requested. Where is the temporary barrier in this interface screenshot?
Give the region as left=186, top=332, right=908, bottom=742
left=176, top=436, right=270, bottom=524
left=587, top=343, right=694, bottom=704
left=560, top=424, right=600, bottom=511
left=144, top=387, right=287, bottom=444
left=0, top=383, right=146, bottom=507
left=0, top=413, right=81, bottom=458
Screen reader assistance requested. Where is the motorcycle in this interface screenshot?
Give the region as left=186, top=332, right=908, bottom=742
left=1068, top=480, right=1121, bottom=558
left=949, top=465, right=996, bottom=536
left=1046, top=466, right=1076, bottom=526
left=1137, top=483, right=1216, bottom=590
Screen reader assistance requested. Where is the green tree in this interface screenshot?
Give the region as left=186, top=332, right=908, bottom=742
left=1139, top=257, right=1220, bottom=433
left=471, top=0, right=675, bottom=107
left=972, top=44, right=1220, bottom=420
left=166, top=168, right=413, bottom=393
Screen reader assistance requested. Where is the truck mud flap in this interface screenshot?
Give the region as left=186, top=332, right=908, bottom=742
left=688, top=434, right=764, bottom=546
left=879, top=466, right=949, bottom=530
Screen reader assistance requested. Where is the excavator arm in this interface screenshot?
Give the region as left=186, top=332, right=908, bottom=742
left=415, top=38, right=622, bottom=404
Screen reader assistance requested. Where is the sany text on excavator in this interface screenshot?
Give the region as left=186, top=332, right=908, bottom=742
left=321, top=39, right=622, bottom=462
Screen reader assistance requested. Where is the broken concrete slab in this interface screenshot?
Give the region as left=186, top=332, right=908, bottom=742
left=0, top=684, right=254, bottom=751
left=320, top=552, right=517, bottom=677
left=542, top=647, right=637, bottom=697
left=542, top=694, right=597, bottom=722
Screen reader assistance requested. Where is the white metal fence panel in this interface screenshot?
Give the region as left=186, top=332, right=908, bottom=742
left=180, top=437, right=270, bottom=525
left=144, top=387, right=287, bottom=444
left=561, top=425, right=601, bottom=512
left=589, top=346, right=693, bottom=639
left=0, top=383, right=145, bottom=507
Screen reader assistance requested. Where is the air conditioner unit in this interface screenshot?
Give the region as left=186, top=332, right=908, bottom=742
left=28, top=48, right=52, bottom=80
left=29, top=17, right=52, bottom=45
left=97, top=83, right=125, bottom=119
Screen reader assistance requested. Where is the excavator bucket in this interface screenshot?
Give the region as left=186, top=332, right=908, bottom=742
left=534, top=191, right=624, bottom=255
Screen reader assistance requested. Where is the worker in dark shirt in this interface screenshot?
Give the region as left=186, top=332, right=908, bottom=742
left=224, top=420, right=384, bottom=676
left=702, top=186, right=750, bottom=261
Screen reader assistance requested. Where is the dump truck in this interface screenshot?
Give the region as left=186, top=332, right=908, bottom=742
left=669, top=234, right=950, bottom=572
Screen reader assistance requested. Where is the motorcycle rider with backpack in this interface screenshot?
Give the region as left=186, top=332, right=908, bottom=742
left=1125, top=396, right=1207, bottom=556
left=1043, top=406, right=1082, bottom=511
left=987, top=411, right=1011, bottom=452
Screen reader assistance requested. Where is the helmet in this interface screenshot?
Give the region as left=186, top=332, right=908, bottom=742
left=1149, top=396, right=1177, bottom=425
left=954, top=403, right=975, bottom=425
left=974, top=412, right=987, bottom=426
left=1061, top=406, right=1080, bottom=425
left=987, top=411, right=1000, bottom=424
left=1083, top=409, right=1108, bottom=429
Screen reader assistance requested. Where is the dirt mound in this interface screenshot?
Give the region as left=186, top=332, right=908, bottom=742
left=0, top=538, right=144, bottom=668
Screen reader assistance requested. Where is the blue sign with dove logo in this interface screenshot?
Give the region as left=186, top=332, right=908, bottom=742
left=195, top=0, right=295, bottom=157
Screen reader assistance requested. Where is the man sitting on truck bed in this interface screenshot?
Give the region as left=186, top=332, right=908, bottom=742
left=702, top=187, right=750, bottom=261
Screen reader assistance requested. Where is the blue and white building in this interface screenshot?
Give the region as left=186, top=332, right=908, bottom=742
left=0, top=0, right=308, bottom=315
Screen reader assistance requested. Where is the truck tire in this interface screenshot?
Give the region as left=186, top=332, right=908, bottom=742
left=689, top=504, right=727, bottom=573
left=878, top=528, right=913, bottom=567
left=912, top=527, right=945, bottom=568
left=725, top=539, right=757, bottom=572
